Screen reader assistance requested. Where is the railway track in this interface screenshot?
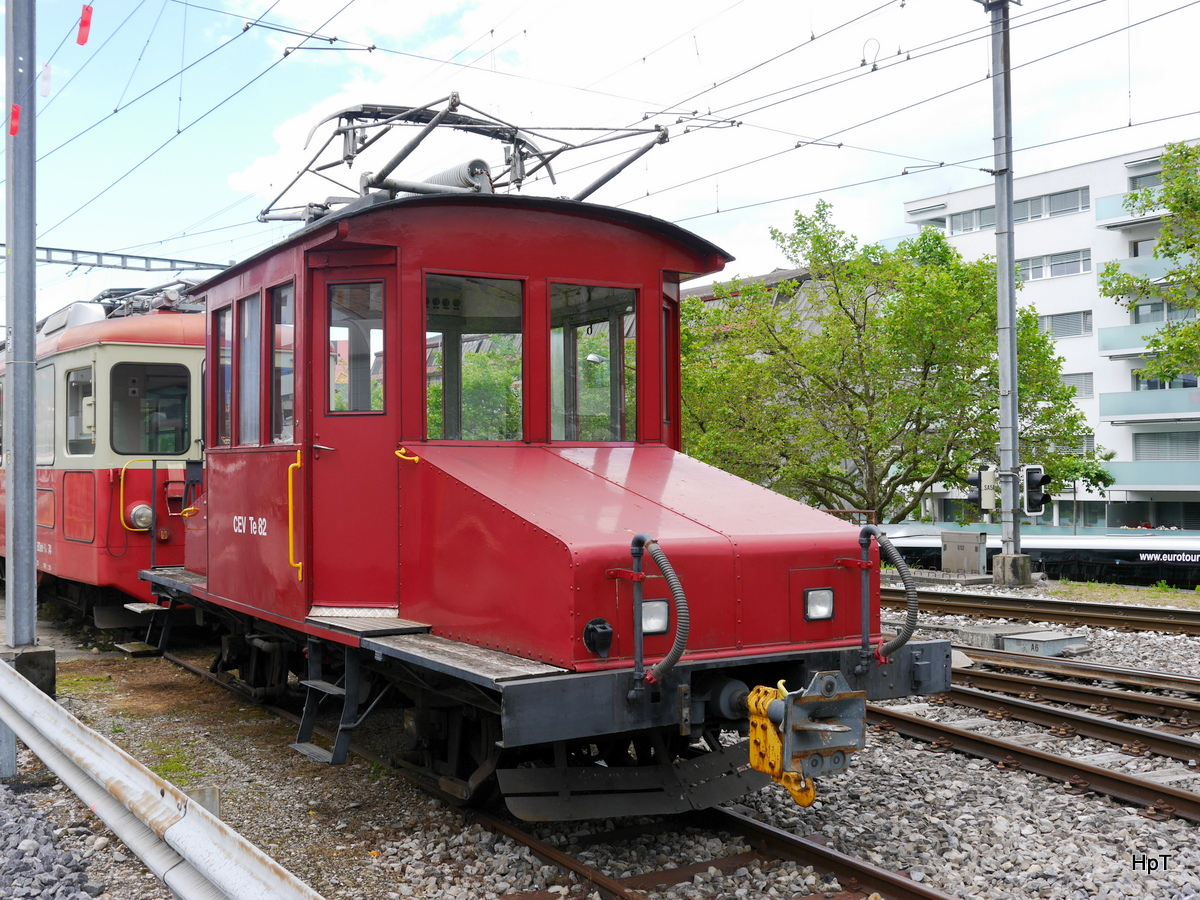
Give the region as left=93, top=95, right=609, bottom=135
left=868, top=645, right=1200, bottom=824
left=161, top=651, right=959, bottom=900
left=881, top=586, right=1200, bottom=634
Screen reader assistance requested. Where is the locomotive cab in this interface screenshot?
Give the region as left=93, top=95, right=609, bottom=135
left=144, top=192, right=951, bottom=820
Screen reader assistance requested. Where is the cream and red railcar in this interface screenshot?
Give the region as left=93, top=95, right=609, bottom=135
left=0, top=294, right=204, bottom=619
left=138, top=189, right=951, bottom=820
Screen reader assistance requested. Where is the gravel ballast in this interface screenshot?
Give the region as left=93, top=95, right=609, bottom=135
left=2, top=583, right=1199, bottom=899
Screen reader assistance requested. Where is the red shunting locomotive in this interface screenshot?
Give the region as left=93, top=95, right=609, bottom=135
left=11, top=101, right=951, bottom=820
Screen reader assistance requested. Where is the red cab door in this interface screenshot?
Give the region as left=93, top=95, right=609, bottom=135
left=307, top=267, right=400, bottom=609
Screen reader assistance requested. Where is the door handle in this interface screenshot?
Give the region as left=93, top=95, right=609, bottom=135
left=313, top=444, right=337, bottom=452
left=287, top=450, right=303, bottom=582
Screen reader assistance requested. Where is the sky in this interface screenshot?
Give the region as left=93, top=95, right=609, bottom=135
left=2, top=0, right=1199, bottom=322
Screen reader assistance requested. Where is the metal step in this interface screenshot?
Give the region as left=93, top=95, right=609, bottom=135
left=289, top=742, right=334, bottom=763
left=299, top=679, right=345, bottom=697
left=123, top=602, right=164, bottom=615
left=115, top=641, right=160, bottom=657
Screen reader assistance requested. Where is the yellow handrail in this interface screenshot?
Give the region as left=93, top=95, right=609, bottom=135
left=287, top=449, right=303, bottom=582
left=395, top=447, right=420, bottom=463
left=119, top=458, right=154, bottom=532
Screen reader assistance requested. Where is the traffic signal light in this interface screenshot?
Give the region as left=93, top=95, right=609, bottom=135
left=965, top=466, right=998, bottom=511
left=1023, top=465, right=1052, bottom=516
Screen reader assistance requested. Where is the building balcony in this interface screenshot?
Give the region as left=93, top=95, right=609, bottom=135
left=1103, top=460, right=1200, bottom=490
left=1110, top=255, right=1171, bottom=281
left=1097, top=322, right=1159, bottom=359
left=1099, top=388, right=1200, bottom=424
left=1095, top=192, right=1166, bottom=229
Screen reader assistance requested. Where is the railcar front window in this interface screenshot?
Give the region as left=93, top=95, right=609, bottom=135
left=550, top=284, right=636, bottom=441
left=66, top=367, right=95, bottom=455
left=111, top=363, right=190, bottom=455
left=328, top=282, right=384, bottom=413
left=426, top=275, right=523, bottom=440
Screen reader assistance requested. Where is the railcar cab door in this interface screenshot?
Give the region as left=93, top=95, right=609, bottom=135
left=308, top=262, right=399, bottom=609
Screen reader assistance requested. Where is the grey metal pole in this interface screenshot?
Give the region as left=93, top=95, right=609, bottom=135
left=3, top=0, right=38, bottom=778
left=981, top=0, right=1029, bottom=584
left=5, top=0, right=38, bottom=650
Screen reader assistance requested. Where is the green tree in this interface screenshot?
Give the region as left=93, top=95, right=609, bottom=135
left=1098, top=141, right=1200, bottom=380
left=681, top=201, right=1107, bottom=523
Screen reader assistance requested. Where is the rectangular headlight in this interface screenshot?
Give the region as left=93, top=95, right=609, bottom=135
left=805, top=588, right=834, bottom=621
left=642, top=599, right=670, bottom=634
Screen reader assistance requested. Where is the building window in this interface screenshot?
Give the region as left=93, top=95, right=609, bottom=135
left=1066, top=434, right=1096, bottom=455
left=1154, top=501, right=1200, bottom=529
left=1058, top=499, right=1105, bottom=527
left=949, top=205, right=996, bottom=235
left=1013, top=187, right=1090, bottom=223
left=1038, top=310, right=1093, bottom=339
left=1060, top=372, right=1093, bottom=399
left=1131, top=238, right=1157, bottom=257
left=1133, top=372, right=1199, bottom=391
left=1134, top=432, right=1200, bottom=461
left=1017, top=249, right=1090, bottom=282
left=1129, top=172, right=1162, bottom=191
left=1132, top=301, right=1192, bottom=325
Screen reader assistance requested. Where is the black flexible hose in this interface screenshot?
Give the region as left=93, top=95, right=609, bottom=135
left=878, top=532, right=918, bottom=658
left=646, top=541, right=689, bottom=683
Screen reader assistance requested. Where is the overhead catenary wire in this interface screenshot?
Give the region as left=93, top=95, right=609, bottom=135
left=14, top=0, right=1196, bottom=300
left=36, top=0, right=361, bottom=240
left=613, top=0, right=1200, bottom=213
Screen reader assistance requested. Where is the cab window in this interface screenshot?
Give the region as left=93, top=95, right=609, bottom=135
left=550, top=284, right=636, bottom=441
left=426, top=274, right=523, bottom=440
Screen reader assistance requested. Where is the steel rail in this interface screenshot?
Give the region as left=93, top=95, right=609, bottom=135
left=0, top=658, right=325, bottom=900
left=953, top=666, right=1200, bottom=724
left=867, top=704, right=1200, bottom=822
left=960, top=646, right=1200, bottom=694
left=687, top=807, right=961, bottom=900
left=881, top=587, right=1200, bottom=634
left=944, top=684, right=1200, bottom=764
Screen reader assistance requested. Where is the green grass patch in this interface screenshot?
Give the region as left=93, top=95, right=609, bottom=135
left=145, top=742, right=205, bottom=785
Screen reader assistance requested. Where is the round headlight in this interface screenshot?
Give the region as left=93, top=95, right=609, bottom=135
left=129, top=504, right=154, bottom=529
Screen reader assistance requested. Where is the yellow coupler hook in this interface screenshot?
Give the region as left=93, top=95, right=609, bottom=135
left=747, top=681, right=817, bottom=807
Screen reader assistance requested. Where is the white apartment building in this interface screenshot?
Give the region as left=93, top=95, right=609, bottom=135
left=903, top=142, right=1199, bottom=533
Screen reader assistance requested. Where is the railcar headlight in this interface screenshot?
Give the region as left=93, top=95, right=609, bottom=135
left=129, top=504, right=154, bottom=529
left=642, top=599, right=670, bottom=635
left=804, top=588, right=834, bottom=621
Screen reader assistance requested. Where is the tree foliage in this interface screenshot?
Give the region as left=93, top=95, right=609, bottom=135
left=1098, top=141, right=1200, bottom=380
left=681, top=202, right=1106, bottom=523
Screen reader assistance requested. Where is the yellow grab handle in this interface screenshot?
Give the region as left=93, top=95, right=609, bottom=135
left=119, top=458, right=153, bottom=532
left=395, top=447, right=420, bottom=463
left=288, top=449, right=303, bottom=582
